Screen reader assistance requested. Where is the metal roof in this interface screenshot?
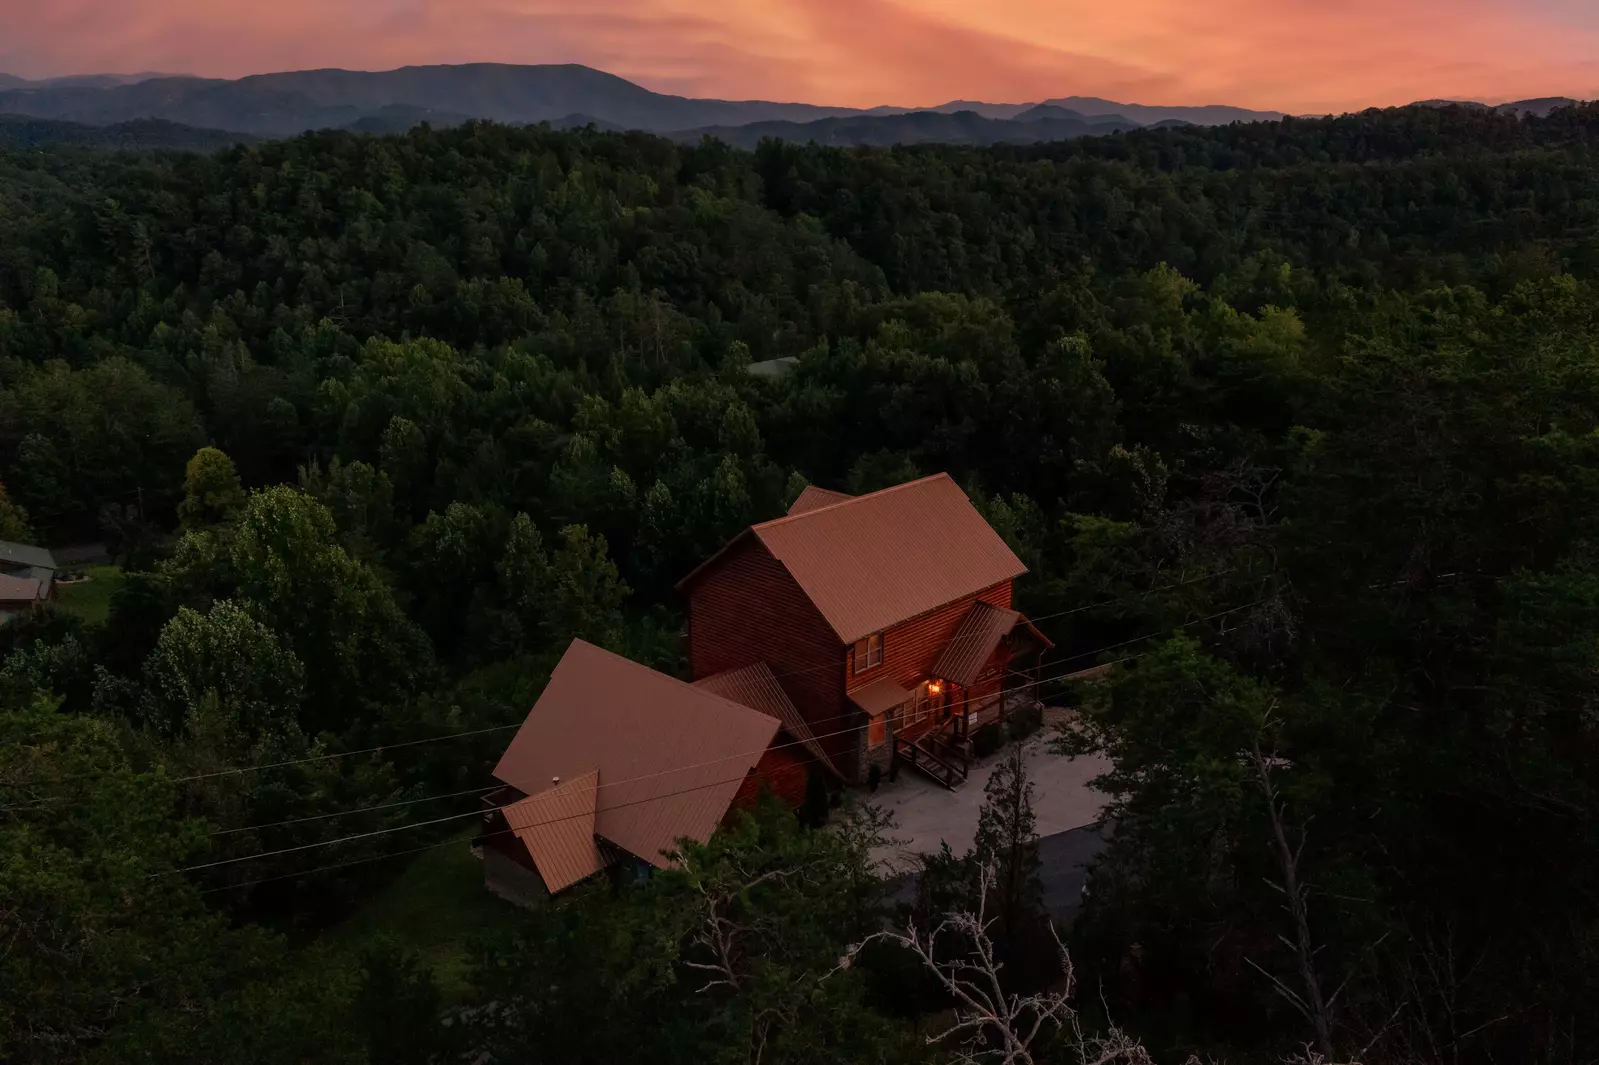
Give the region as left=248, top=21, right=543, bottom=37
left=746, top=356, right=800, bottom=379
left=849, top=676, right=913, bottom=717
left=752, top=474, right=1026, bottom=643
left=0, top=542, right=55, bottom=572
left=502, top=769, right=607, bottom=893
left=934, top=601, right=1022, bottom=687
left=694, top=662, right=842, bottom=779
left=786, top=486, right=853, bottom=516
left=0, top=573, right=46, bottom=603
left=494, top=640, right=781, bottom=871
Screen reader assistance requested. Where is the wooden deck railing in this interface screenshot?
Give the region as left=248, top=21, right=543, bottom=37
left=892, top=719, right=971, bottom=790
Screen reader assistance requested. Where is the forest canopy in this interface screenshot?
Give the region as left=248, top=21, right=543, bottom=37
left=2, top=103, right=1598, bottom=1064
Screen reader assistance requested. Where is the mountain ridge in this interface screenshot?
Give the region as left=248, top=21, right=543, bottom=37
left=0, top=62, right=1287, bottom=138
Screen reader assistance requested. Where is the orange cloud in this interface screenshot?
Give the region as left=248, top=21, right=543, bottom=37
left=1, top=0, right=1597, bottom=112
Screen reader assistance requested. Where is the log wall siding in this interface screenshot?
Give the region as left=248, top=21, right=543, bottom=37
left=689, top=542, right=1018, bottom=784
left=730, top=745, right=811, bottom=812
left=686, top=538, right=851, bottom=765
left=846, top=580, right=1013, bottom=696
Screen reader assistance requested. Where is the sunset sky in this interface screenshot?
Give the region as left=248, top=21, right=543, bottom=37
left=4, top=0, right=1598, bottom=113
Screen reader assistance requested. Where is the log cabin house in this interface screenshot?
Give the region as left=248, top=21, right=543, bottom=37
left=481, top=474, right=1048, bottom=899
left=679, top=473, right=1051, bottom=788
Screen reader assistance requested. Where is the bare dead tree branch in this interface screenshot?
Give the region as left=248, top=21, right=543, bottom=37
left=836, top=864, right=1154, bottom=1065
left=1245, top=707, right=1336, bottom=1061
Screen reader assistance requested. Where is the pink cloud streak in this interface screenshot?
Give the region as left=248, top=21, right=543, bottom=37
left=1, top=0, right=1596, bottom=111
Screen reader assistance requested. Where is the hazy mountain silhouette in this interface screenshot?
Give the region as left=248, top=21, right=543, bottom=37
left=0, top=72, right=178, bottom=90
left=0, top=64, right=867, bottom=137
left=0, top=113, right=255, bottom=151
left=672, top=109, right=1139, bottom=149
left=1413, top=97, right=1583, bottom=117
left=1034, top=95, right=1284, bottom=125
left=0, top=63, right=1282, bottom=140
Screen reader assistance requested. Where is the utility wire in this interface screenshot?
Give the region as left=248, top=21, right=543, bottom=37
left=4, top=587, right=1271, bottom=819
left=163, top=595, right=1270, bottom=867
left=4, top=566, right=1249, bottom=806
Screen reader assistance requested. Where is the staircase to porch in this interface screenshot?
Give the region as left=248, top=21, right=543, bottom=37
left=891, top=717, right=970, bottom=790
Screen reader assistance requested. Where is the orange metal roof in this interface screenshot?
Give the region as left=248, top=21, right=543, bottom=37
left=934, top=601, right=1022, bottom=687
left=752, top=474, right=1026, bottom=643
left=786, top=485, right=853, bottom=516
left=694, top=662, right=842, bottom=779
left=502, top=770, right=607, bottom=893
left=849, top=676, right=913, bottom=717
left=494, top=640, right=781, bottom=871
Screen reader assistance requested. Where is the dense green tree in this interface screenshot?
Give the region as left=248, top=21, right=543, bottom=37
left=223, top=486, right=433, bottom=730
left=0, top=477, right=33, bottom=542
left=177, top=447, right=246, bottom=531
left=0, top=695, right=355, bottom=1064
left=0, top=358, right=202, bottom=528
left=142, top=599, right=305, bottom=735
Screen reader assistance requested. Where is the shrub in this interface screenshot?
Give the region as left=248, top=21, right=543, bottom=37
left=971, top=722, right=1005, bottom=758
left=1007, top=702, right=1043, bottom=743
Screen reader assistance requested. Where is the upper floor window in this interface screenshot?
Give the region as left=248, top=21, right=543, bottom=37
left=853, top=633, right=884, bottom=674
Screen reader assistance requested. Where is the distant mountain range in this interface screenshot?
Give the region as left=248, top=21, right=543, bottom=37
left=671, top=109, right=1143, bottom=150
left=0, top=63, right=1585, bottom=153
left=0, top=62, right=1283, bottom=144
left=1412, top=97, right=1582, bottom=118
left=0, top=114, right=256, bottom=152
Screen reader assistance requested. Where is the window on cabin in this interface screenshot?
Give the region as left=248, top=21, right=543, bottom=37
left=852, top=633, right=884, bottom=674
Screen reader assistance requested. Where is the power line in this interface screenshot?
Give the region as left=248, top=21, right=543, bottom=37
left=207, top=784, right=504, bottom=836
left=4, top=567, right=1249, bottom=809
left=201, top=629, right=1238, bottom=894
left=168, top=599, right=1270, bottom=868
left=175, top=759, right=774, bottom=880
left=4, top=587, right=1273, bottom=819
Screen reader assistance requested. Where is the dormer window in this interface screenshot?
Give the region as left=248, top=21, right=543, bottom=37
left=852, top=633, right=884, bottom=674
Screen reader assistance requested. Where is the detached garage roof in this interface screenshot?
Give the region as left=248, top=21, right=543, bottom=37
left=681, top=474, right=1027, bottom=644
left=494, top=640, right=780, bottom=871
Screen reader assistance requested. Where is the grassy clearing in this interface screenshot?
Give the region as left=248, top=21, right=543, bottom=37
left=54, top=563, right=125, bottom=625
left=322, top=831, right=528, bottom=1000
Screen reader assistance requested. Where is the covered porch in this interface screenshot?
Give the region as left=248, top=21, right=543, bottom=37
left=851, top=602, right=1052, bottom=789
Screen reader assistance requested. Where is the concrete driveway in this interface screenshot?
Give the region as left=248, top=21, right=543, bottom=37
left=868, top=733, right=1112, bottom=874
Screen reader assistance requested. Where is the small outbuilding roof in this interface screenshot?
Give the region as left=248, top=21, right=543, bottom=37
left=0, top=541, right=55, bottom=572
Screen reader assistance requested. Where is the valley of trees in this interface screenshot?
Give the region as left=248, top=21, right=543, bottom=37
left=2, top=102, right=1599, bottom=1063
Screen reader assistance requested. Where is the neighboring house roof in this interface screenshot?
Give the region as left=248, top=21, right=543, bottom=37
left=680, top=474, right=1027, bottom=644
left=786, top=485, right=853, bottom=516
left=502, top=769, right=608, bottom=893
left=848, top=676, right=913, bottom=717
left=0, top=542, right=55, bottom=573
left=0, top=573, right=47, bottom=604
left=694, top=662, right=842, bottom=779
left=746, top=356, right=800, bottom=379
left=494, top=640, right=781, bottom=872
